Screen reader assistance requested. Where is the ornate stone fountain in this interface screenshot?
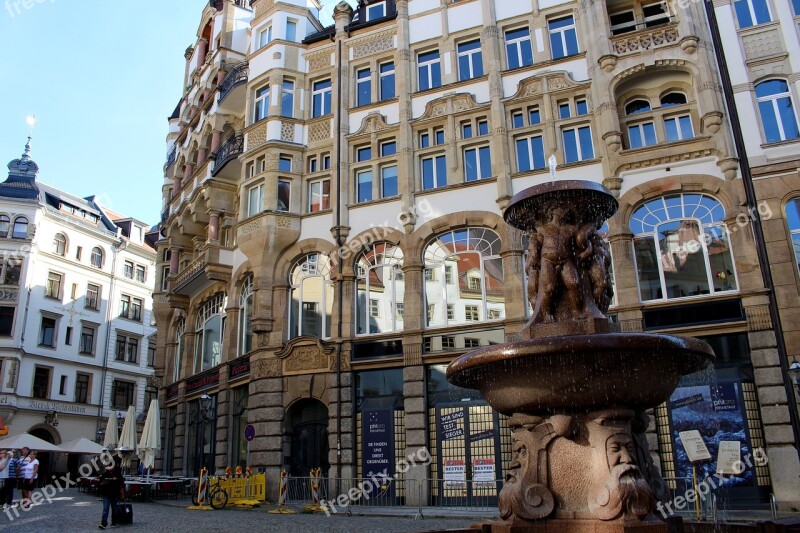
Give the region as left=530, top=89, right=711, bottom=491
left=447, top=180, right=714, bottom=532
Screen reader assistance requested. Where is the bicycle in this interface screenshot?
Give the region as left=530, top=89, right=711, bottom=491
left=191, top=477, right=228, bottom=509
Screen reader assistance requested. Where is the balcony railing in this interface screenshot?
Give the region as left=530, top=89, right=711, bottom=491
left=166, top=145, right=177, bottom=168
left=218, top=61, right=249, bottom=104
left=211, top=134, right=244, bottom=176
left=611, top=23, right=679, bottom=55
left=174, top=255, right=207, bottom=290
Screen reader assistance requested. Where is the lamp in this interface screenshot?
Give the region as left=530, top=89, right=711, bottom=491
left=197, top=393, right=215, bottom=476
left=200, top=393, right=212, bottom=419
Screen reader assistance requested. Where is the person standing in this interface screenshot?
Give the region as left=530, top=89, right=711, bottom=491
left=98, top=461, right=123, bottom=530
left=21, top=451, right=38, bottom=509
left=5, top=450, right=17, bottom=507
left=0, top=450, right=9, bottom=508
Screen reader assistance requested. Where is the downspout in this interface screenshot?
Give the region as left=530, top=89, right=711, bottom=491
left=335, top=38, right=344, bottom=486
left=704, top=0, right=800, bottom=457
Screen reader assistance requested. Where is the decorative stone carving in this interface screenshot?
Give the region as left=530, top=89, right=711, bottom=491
left=307, top=51, right=332, bottom=71
left=598, top=55, right=618, bottom=73
left=252, top=358, right=281, bottom=379
left=239, top=218, right=264, bottom=236
left=276, top=336, right=335, bottom=375
left=701, top=111, right=723, bottom=134
left=280, top=121, right=295, bottom=142
left=741, top=27, right=784, bottom=62
left=351, top=113, right=390, bottom=136
left=419, top=93, right=480, bottom=121
left=248, top=124, right=267, bottom=150
left=0, top=290, right=18, bottom=302
left=351, top=31, right=395, bottom=60
left=276, top=216, right=291, bottom=228
left=611, top=26, right=679, bottom=55
left=308, top=120, right=331, bottom=144
left=746, top=304, right=773, bottom=331
left=603, top=131, right=623, bottom=153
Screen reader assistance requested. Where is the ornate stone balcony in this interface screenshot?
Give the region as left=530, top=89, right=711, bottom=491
left=610, top=23, right=680, bottom=56
left=172, top=244, right=232, bottom=297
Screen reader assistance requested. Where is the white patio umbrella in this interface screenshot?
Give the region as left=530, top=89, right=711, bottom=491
left=117, top=406, right=138, bottom=467
left=137, top=399, right=160, bottom=474
left=60, top=437, right=105, bottom=455
left=0, top=433, right=64, bottom=452
left=103, top=411, right=119, bottom=450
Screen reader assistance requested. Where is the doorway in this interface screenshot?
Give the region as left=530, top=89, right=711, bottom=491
left=286, top=399, right=329, bottom=476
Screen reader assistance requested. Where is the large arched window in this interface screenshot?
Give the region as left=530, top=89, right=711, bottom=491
left=631, top=194, right=737, bottom=301
left=424, top=228, right=504, bottom=327
left=786, top=198, right=800, bottom=276
left=174, top=318, right=184, bottom=383
left=12, top=217, right=28, bottom=239
left=355, top=243, right=404, bottom=335
left=755, top=80, right=800, bottom=143
left=237, top=275, right=254, bottom=355
left=289, top=253, right=333, bottom=339
left=194, top=293, right=226, bottom=373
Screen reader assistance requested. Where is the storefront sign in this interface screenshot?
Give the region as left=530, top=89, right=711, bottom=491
left=362, top=410, right=395, bottom=477
left=712, top=384, right=738, bottom=412
left=228, top=357, right=250, bottom=381
left=25, top=399, right=88, bottom=415
left=0, top=396, right=17, bottom=407
left=166, top=384, right=179, bottom=401
left=473, top=458, right=495, bottom=484
left=439, top=409, right=465, bottom=440
left=679, top=430, right=712, bottom=462
left=716, top=441, right=742, bottom=475
left=185, top=369, right=220, bottom=394
left=444, top=459, right=466, bottom=487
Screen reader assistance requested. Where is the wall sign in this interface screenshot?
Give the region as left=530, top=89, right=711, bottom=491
left=362, top=410, right=395, bottom=478
left=228, top=357, right=250, bottom=381
left=185, top=369, right=220, bottom=394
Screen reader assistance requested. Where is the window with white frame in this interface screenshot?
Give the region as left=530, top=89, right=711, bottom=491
left=609, top=10, right=637, bottom=34
left=548, top=15, right=579, bottom=59
left=356, top=243, right=404, bottom=335
left=286, top=19, right=297, bottom=41
left=12, top=216, right=28, bottom=239
left=238, top=276, right=254, bottom=356
left=119, top=294, right=143, bottom=321
left=356, top=67, right=371, bottom=106
left=642, top=2, right=671, bottom=26
left=53, top=233, right=67, bottom=256
left=312, top=79, right=332, bottom=117
left=308, top=179, right=330, bottom=212
left=367, top=1, right=386, bottom=20
left=281, top=80, right=295, bottom=117
left=786, top=198, right=800, bottom=276
left=464, top=145, right=492, bottom=182
left=457, top=40, right=483, bottom=81
left=631, top=193, right=737, bottom=301
left=0, top=215, right=8, bottom=238
left=505, top=27, right=534, bottom=69
left=86, top=283, right=100, bottom=310
left=733, top=0, right=771, bottom=27
left=380, top=62, right=395, bottom=100
left=46, top=271, right=62, bottom=299
left=424, top=228, right=504, bottom=328
left=562, top=126, right=594, bottom=162
left=1, top=258, right=20, bottom=285
left=381, top=165, right=398, bottom=197
left=357, top=169, right=373, bottom=203
left=516, top=135, right=546, bottom=172
left=174, top=318, right=184, bottom=382
left=755, top=80, right=800, bottom=143
left=257, top=26, right=272, bottom=49
left=115, top=334, right=139, bottom=363
left=247, top=183, right=264, bottom=218
left=289, top=253, right=333, bottom=339
left=279, top=156, right=292, bottom=172
left=194, top=293, right=226, bottom=372
left=418, top=50, right=442, bottom=91
left=628, top=121, right=658, bottom=148
left=80, top=324, right=96, bottom=355
left=421, top=154, right=447, bottom=190
left=254, top=85, right=269, bottom=122
left=794, top=0, right=800, bottom=15
left=664, top=115, right=694, bottom=142
left=40, top=316, right=56, bottom=347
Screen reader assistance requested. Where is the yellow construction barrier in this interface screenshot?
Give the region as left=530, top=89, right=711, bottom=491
left=218, top=471, right=267, bottom=508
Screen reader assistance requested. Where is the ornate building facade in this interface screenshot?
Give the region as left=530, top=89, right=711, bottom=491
left=155, top=0, right=800, bottom=508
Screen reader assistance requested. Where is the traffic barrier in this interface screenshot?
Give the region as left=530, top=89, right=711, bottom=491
left=304, top=467, right=324, bottom=513
left=215, top=471, right=267, bottom=507
left=187, top=467, right=212, bottom=510
left=268, top=469, right=297, bottom=514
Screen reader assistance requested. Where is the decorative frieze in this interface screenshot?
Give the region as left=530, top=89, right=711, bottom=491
left=308, top=120, right=331, bottom=144
left=239, top=218, right=264, bottom=236
left=351, top=31, right=395, bottom=60
left=307, top=51, right=332, bottom=71
left=741, top=26, right=784, bottom=62
left=746, top=305, right=773, bottom=332
left=611, top=25, right=679, bottom=55
left=280, top=121, right=295, bottom=142
left=248, top=123, right=267, bottom=150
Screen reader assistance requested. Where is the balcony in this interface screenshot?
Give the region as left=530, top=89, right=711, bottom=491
left=211, top=134, right=243, bottom=178
left=610, top=23, right=680, bottom=56
left=218, top=61, right=248, bottom=106
left=172, top=244, right=232, bottom=296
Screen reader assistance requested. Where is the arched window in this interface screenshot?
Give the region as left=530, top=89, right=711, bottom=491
left=91, top=247, right=104, bottom=268
left=424, top=228, right=504, bottom=327
left=174, top=318, right=184, bottom=383
left=237, top=275, right=254, bottom=355
left=625, top=99, right=651, bottom=115
left=289, top=253, right=333, bottom=339
left=786, top=198, right=800, bottom=276
left=53, top=233, right=67, bottom=256
left=660, top=92, right=687, bottom=107
left=12, top=217, right=28, bottom=239
left=0, top=215, right=9, bottom=238
left=755, top=80, right=800, bottom=143
left=194, top=293, right=226, bottom=373
left=631, top=194, right=737, bottom=301
left=355, top=243, right=404, bottom=335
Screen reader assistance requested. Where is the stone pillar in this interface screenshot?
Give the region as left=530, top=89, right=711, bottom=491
left=169, top=247, right=180, bottom=273
left=175, top=401, right=187, bottom=475
left=197, top=147, right=208, bottom=167
left=403, top=365, right=429, bottom=506
left=248, top=372, right=284, bottom=501
left=395, top=0, right=416, bottom=231
left=196, top=38, right=208, bottom=70
left=208, top=212, right=221, bottom=243
left=328, top=368, right=354, bottom=480
left=183, top=163, right=194, bottom=186
left=402, top=259, right=424, bottom=332
left=215, top=387, right=230, bottom=473
left=210, top=130, right=222, bottom=154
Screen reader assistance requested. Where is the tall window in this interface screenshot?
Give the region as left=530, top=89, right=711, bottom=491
left=631, top=194, right=737, bottom=301
left=86, top=283, right=100, bottom=310
left=733, top=0, right=771, bottom=27
left=119, top=295, right=143, bottom=321
left=506, top=27, right=533, bottom=69
left=257, top=26, right=272, bottom=49
left=1, top=258, right=20, bottom=286
left=794, top=0, right=800, bottom=16
left=111, top=380, right=135, bottom=409
left=46, top=271, right=62, bottom=299
left=11, top=217, right=28, bottom=239
left=75, top=373, right=90, bottom=404
left=356, top=68, right=371, bottom=106
left=91, top=247, right=104, bottom=268
left=418, top=50, right=442, bottom=91
left=80, top=325, right=96, bottom=355
left=0, top=306, right=14, bottom=336
left=247, top=183, right=264, bottom=218
left=174, top=318, right=185, bottom=382
left=124, top=261, right=134, bottom=279
left=286, top=20, right=297, bottom=41
left=289, top=253, right=333, bottom=339
left=380, top=62, right=395, bottom=100
left=756, top=80, right=800, bottom=143
left=424, top=228, right=505, bottom=327
left=516, top=135, right=545, bottom=172
left=421, top=155, right=447, bottom=190
left=664, top=115, right=694, bottom=142
left=312, top=79, right=332, bottom=117
left=195, top=293, right=226, bottom=373
left=32, top=367, right=50, bottom=399
left=281, top=80, right=295, bottom=117
left=40, top=316, right=56, bottom=347
left=549, top=15, right=578, bottom=59
left=238, top=276, right=254, bottom=356
left=278, top=180, right=291, bottom=212
left=381, top=165, right=398, bottom=198
left=786, top=198, right=800, bottom=276
left=116, top=334, right=139, bottom=363
left=357, top=170, right=373, bottom=203
left=457, top=40, right=484, bottom=81
left=464, top=145, right=492, bottom=181
left=562, top=126, right=594, bottom=162
left=309, top=179, right=330, bottom=212
left=135, top=265, right=146, bottom=283
left=628, top=122, right=657, bottom=148
left=53, top=233, right=67, bottom=256
left=355, top=243, right=404, bottom=335
left=0, top=215, right=9, bottom=238
left=254, top=85, right=269, bottom=122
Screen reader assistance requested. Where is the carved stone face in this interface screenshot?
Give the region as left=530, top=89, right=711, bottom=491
left=606, top=433, right=636, bottom=470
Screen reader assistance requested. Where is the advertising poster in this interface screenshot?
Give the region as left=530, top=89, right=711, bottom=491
left=473, top=458, right=495, bottom=484
left=444, top=459, right=466, bottom=487
left=439, top=408, right=465, bottom=440
left=717, top=440, right=742, bottom=475
left=362, top=410, right=395, bottom=478
left=668, top=383, right=753, bottom=486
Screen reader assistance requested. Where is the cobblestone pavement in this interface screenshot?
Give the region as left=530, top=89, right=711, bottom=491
left=0, top=489, right=475, bottom=532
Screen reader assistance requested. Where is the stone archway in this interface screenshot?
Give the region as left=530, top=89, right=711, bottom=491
left=29, top=425, right=59, bottom=488
left=285, top=398, right=329, bottom=477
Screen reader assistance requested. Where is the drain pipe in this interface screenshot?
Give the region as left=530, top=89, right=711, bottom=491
left=334, top=38, right=344, bottom=488
left=704, top=0, right=800, bottom=457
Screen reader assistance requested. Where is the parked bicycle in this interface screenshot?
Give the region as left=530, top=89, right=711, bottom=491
left=191, top=477, right=228, bottom=509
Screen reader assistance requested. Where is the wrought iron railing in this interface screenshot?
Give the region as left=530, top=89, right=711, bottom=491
left=166, top=145, right=177, bottom=168
left=218, top=62, right=249, bottom=103
left=211, top=134, right=243, bottom=176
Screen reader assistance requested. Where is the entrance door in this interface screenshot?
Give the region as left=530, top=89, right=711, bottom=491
left=287, top=399, right=329, bottom=476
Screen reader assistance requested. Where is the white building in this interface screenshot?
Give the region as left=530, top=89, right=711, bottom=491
left=0, top=139, right=158, bottom=477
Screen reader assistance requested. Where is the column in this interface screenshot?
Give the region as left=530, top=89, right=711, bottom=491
left=183, top=163, right=194, bottom=186
left=196, top=38, right=208, bottom=70
left=169, top=247, right=181, bottom=273
left=208, top=212, right=221, bottom=242
left=210, top=130, right=222, bottom=154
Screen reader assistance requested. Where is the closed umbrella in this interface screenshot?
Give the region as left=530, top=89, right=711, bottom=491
left=137, top=399, right=160, bottom=474
left=117, top=406, right=138, bottom=467
left=103, top=412, right=119, bottom=450
left=0, top=433, right=64, bottom=452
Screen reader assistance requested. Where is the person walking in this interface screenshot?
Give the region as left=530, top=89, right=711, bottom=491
left=21, top=450, right=38, bottom=509
left=5, top=450, right=17, bottom=507
left=98, top=460, right=123, bottom=530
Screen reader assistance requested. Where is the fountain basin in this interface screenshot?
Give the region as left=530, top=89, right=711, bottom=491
left=447, top=333, right=714, bottom=415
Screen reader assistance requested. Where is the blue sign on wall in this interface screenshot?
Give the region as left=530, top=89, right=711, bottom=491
left=362, top=410, right=395, bottom=478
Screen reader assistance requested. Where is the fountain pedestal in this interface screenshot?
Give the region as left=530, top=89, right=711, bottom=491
left=446, top=181, right=714, bottom=532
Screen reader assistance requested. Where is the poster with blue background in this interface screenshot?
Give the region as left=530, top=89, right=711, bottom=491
left=362, top=410, right=395, bottom=478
